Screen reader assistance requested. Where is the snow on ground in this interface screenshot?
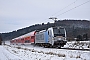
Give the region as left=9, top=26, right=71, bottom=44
left=64, top=41, right=90, bottom=49
left=1, top=41, right=90, bottom=60
left=0, top=45, right=22, bottom=60
left=2, top=44, right=90, bottom=60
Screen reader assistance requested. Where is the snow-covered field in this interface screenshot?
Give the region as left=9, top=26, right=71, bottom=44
left=64, top=41, right=90, bottom=49
left=0, top=41, right=90, bottom=60
left=0, top=45, right=22, bottom=60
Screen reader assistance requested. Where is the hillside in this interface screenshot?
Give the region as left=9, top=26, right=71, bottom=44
left=0, top=20, right=90, bottom=41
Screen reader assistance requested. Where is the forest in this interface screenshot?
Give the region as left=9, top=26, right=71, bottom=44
left=0, top=20, right=90, bottom=41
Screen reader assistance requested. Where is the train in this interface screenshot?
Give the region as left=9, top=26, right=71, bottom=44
left=10, top=26, right=67, bottom=48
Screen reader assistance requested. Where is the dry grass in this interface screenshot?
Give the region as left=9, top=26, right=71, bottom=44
left=76, top=55, right=80, bottom=58
left=58, top=54, right=66, bottom=57
left=12, top=50, right=17, bottom=53
left=16, top=46, right=21, bottom=49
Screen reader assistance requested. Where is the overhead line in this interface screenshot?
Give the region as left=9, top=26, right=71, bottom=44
left=51, top=0, right=78, bottom=16
left=56, top=0, right=90, bottom=17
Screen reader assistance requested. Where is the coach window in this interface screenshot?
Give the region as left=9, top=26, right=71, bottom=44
left=25, top=40, right=30, bottom=43
left=31, top=36, right=34, bottom=39
left=21, top=38, right=24, bottom=40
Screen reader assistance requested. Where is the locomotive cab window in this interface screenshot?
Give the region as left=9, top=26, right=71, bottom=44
left=53, top=27, right=65, bottom=37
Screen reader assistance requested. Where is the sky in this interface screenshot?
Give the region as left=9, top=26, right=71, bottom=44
left=0, top=0, right=90, bottom=33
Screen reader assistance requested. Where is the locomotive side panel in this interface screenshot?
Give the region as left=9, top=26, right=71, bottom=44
left=35, top=32, right=45, bottom=43
left=35, top=31, right=49, bottom=44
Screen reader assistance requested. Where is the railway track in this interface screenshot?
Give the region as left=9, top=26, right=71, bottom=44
left=5, top=44, right=90, bottom=51
left=43, top=46, right=90, bottom=51
left=59, top=48, right=90, bottom=51
left=37, top=45, right=90, bottom=51
left=34, top=45, right=90, bottom=51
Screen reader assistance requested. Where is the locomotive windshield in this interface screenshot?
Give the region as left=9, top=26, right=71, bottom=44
left=53, top=27, right=65, bottom=37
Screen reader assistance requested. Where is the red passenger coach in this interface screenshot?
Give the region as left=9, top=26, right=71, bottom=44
left=10, top=31, right=36, bottom=45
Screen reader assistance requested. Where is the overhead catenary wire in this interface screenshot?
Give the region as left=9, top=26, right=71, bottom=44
left=45, top=0, right=90, bottom=22
left=51, top=0, right=78, bottom=17
left=56, top=0, right=90, bottom=17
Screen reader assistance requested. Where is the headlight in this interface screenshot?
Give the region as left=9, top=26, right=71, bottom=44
left=58, top=38, right=61, bottom=40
